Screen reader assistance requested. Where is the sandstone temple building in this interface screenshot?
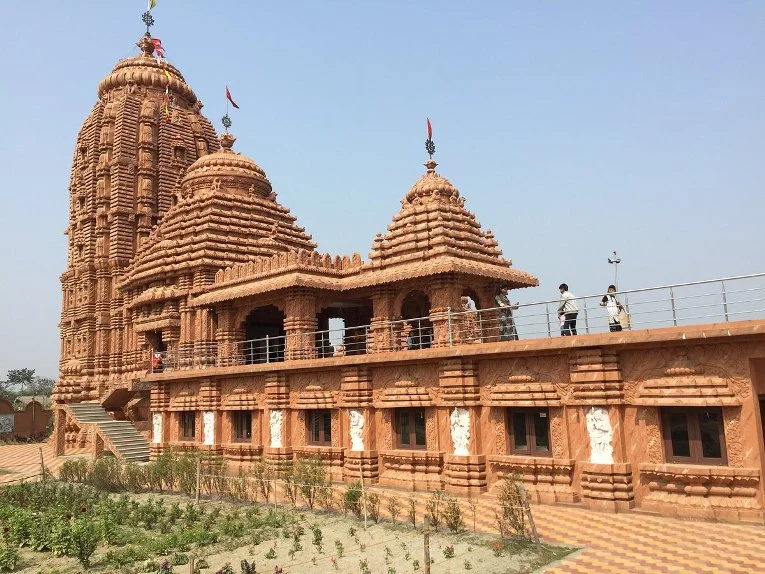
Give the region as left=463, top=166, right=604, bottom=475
left=54, top=31, right=765, bottom=524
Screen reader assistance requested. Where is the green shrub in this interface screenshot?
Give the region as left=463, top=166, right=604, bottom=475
left=442, top=496, right=465, bottom=533
left=295, top=456, right=328, bottom=510
left=0, top=537, right=19, bottom=573
left=172, top=553, right=189, bottom=565
left=494, top=475, right=528, bottom=539
left=425, top=491, right=446, bottom=530
left=364, top=492, right=380, bottom=523
left=50, top=518, right=75, bottom=557
left=344, top=482, right=363, bottom=518
left=71, top=518, right=100, bottom=568
left=87, top=457, right=124, bottom=492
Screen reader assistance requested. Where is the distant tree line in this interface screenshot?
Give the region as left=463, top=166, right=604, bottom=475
left=0, top=368, right=55, bottom=405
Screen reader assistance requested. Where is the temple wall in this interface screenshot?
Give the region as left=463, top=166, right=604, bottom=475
left=144, top=329, right=765, bottom=523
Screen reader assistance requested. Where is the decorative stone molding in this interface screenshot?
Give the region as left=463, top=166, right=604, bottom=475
left=269, top=410, right=283, bottom=448
left=438, top=359, right=479, bottom=405
left=339, top=367, right=373, bottom=407
left=379, top=450, right=444, bottom=492
left=444, top=454, right=487, bottom=496
left=568, top=350, right=623, bottom=404
left=450, top=407, right=470, bottom=455
left=585, top=406, right=614, bottom=464
left=294, top=445, right=345, bottom=480
left=639, top=463, right=762, bottom=522
left=580, top=462, right=634, bottom=512
left=375, top=380, right=432, bottom=408
left=349, top=410, right=365, bottom=451
left=488, top=455, right=577, bottom=504
left=343, top=450, right=379, bottom=484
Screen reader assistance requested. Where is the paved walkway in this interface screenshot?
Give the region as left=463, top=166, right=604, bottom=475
left=1, top=444, right=764, bottom=572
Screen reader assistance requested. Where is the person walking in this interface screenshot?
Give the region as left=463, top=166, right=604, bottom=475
left=558, top=283, right=579, bottom=336
left=600, top=284, right=624, bottom=332
left=495, top=284, right=520, bottom=341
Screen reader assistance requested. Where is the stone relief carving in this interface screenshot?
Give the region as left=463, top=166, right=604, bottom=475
left=724, top=408, right=744, bottom=468
left=202, top=411, right=215, bottom=446
left=269, top=410, right=283, bottom=448
left=642, top=408, right=663, bottom=464
left=489, top=408, right=506, bottom=455
left=152, top=413, right=162, bottom=444
left=549, top=407, right=565, bottom=458
left=585, top=406, right=614, bottom=464
left=382, top=410, right=393, bottom=450
left=426, top=410, right=437, bottom=451
left=450, top=407, right=470, bottom=456
left=0, top=414, right=13, bottom=434
left=349, top=410, right=365, bottom=451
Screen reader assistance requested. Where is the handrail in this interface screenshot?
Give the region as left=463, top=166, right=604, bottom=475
left=149, top=272, right=765, bottom=373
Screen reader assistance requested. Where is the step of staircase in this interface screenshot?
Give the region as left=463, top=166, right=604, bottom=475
left=66, top=402, right=150, bottom=463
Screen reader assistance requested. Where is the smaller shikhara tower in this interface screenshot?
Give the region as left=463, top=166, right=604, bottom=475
left=57, top=34, right=219, bottom=403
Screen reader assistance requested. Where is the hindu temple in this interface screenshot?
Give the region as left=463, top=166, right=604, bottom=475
left=54, top=25, right=765, bottom=524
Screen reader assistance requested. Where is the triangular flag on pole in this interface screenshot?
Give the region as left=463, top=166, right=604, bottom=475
left=226, top=86, right=240, bottom=109
left=426, top=117, right=433, bottom=140
left=148, top=0, right=157, bottom=10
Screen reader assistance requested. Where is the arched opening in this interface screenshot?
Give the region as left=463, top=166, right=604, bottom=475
left=315, top=299, right=373, bottom=357
left=242, top=305, right=285, bottom=364
left=401, top=291, right=433, bottom=350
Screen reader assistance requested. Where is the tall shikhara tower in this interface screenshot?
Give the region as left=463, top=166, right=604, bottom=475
left=57, top=35, right=218, bottom=403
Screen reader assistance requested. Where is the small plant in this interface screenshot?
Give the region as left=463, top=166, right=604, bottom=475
left=467, top=496, right=478, bottom=532
left=0, top=536, right=20, bottom=573
left=359, top=543, right=366, bottom=552
left=387, top=495, right=401, bottom=524
left=463, top=560, right=473, bottom=570
left=344, top=482, right=363, bottom=518
left=311, top=525, right=323, bottom=552
left=197, top=559, right=210, bottom=571
left=425, top=490, right=445, bottom=530
left=494, top=475, right=528, bottom=538
left=491, top=541, right=504, bottom=557
left=442, top=496, right=465, bottom=533
left=240, top=560, right=254, bottom=574
left=348, top=527, right=356, bottom=537
left=331, top=556, right=339, bottom=570
left=443, top=544, right=455, bottom=559
left=407, top=498, right=417, bottom=527
left=388, top=568, right=397, bottom=574
left=71, top=518, right=100, bottom=568
left=365, top=492, right=380, bottom=523
left=172, top=553, right=189, bottom=566
left=265, top=548, right=277, bottom=560
left=159, top=559, right=173, bottom=574
left=359, top=558, right=370, bottom=574
left=413, top=559, right=421, bottom=571
left=215, top=564, right=236, bottom=574
left=334, top=539, right=345, bottom=558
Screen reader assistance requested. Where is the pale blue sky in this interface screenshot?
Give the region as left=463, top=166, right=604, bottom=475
left=1, top=1, right=763, bottom=378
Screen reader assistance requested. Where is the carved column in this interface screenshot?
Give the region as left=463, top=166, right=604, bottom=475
left=439, top=359, right=486, bottom=495
left=428, top=276, right=462, bottom=348
left=569, top=349, right=633, bottom=512
left=215, top=305, right=244, bottom=366
left=284, top=290, right=317, bottom=360
left=340, top=366, right=378, bottom=484
left=368, top=287, right=396, bottom=353
left=264, top=373, right=292, bottom=474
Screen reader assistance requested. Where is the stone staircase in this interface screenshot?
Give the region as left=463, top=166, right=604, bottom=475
left=67, top=402, right=150, bottom=462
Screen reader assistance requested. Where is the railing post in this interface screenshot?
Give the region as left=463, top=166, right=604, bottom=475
left=447, top=307, right=453, bottom=347
left=669, top=287, right=678, bottom=326
left=582, top=298, right=590, bottom=334
left=721, top=280, right=730, bottom=322
left=546, top=304, right=552, bottom=338
left=265, top=335, right=270, bottom=363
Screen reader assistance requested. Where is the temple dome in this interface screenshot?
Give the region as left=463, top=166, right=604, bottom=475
left=181, top=132, right=272, bottom=199
left=405, top=159, right=461, bottom=205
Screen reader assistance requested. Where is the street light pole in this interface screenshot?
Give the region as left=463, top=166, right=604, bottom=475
left=607, top=251, right=621, bottom=291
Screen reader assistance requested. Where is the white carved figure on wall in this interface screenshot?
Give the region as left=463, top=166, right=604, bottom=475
left=269, top=410, right=283, bottom=448
left=349, top=409, right=365, bottom=451
left=586, top=406, right=614, bottom=464
left=450, top=407, right=471, bottom=456
left=0, top=414, right=13, bottom=434
left=152, top=413, right=162, bottom=444
left=202, top=411, right=215, bottom=445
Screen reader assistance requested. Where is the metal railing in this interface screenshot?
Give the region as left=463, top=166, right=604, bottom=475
left=149, top=272, right=765, bottom=373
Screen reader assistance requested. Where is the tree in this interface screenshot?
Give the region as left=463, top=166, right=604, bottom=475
left=1, top=369, right=55, bottom=403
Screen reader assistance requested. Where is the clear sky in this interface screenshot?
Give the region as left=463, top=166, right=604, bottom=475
left=1, top=1, right=763, bottom=379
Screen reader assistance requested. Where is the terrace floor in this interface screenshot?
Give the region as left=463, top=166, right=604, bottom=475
left=1, top=443, right=764, bottom=572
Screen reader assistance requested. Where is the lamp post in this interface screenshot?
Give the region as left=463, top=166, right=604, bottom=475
left=607, top=251, right=621, bottom=291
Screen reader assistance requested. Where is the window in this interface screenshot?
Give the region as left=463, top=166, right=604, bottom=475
left=307, top=410, right=332, bottom=445
left=661, top=407, right=726, bottom=465
left=396, top=409, right=427, bottom=449
left=181, top=411, right=196, bottom=440
left=232, top=411, right=252, bottom=442
left=507, top=408, right=550, bottom=456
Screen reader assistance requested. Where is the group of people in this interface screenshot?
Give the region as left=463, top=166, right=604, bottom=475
left=487, top=282, right=627, bottom=340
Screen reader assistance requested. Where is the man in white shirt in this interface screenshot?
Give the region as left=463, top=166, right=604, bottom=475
left=558, top=283, right=579, bottom=336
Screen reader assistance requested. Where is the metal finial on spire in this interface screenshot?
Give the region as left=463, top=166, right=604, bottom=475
left=425, top=117, right=435, bottom=159
left=142, top=11, right=154, bottom=34
left=221, top=114, right=232, bottom=132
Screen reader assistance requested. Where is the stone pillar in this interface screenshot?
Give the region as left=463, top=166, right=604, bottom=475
left=428, top=277, right=462, bottom=348
left=264, top=373, right=292, bottom=474
left=216, top=305, right=244, bottom=366
left=53, top=408, right=67, bottom=456
left=368, top=287, right=395, bottom=353
left=284, top=291, right=317, bottom=360
left=569, top=349, right=634, bottom=512
left=340, top=367, right=379, bottom=484
left=438, top=359, right=486, bottom=495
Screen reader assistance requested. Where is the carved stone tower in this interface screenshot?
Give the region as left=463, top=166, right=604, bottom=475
left=57, top=35, right=219, bottom=403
